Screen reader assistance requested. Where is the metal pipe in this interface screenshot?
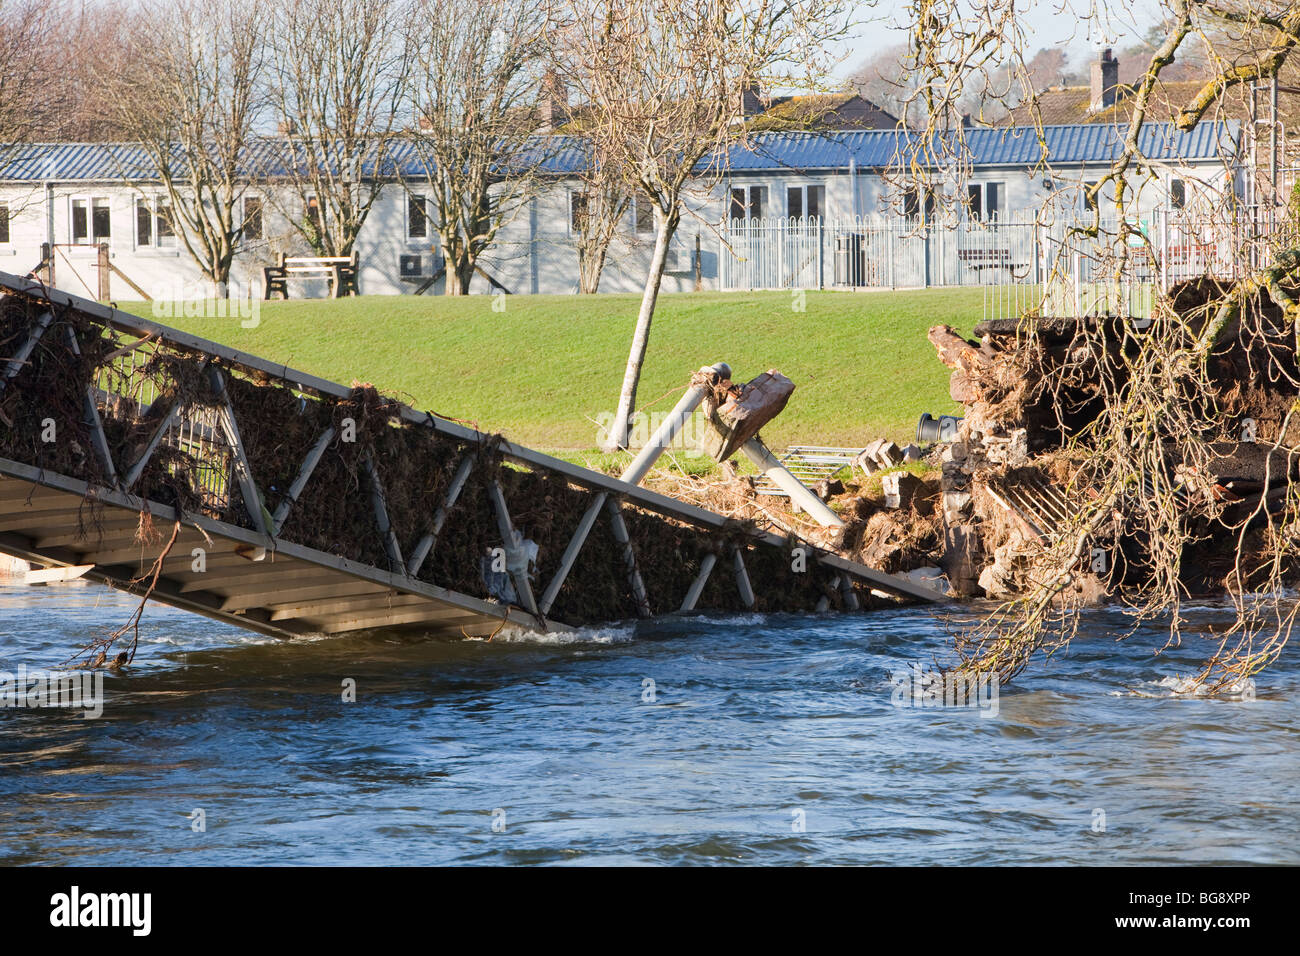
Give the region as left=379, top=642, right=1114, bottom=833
left=619, top=362, right=730, bottom=486
left=740, top=436, right=844, bottom=529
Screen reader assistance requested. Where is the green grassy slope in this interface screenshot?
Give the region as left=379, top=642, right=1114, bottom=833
left=123, top=289, right=975, bottom=451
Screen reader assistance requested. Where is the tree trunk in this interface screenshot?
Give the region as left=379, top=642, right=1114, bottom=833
left=579, top=244, right=608, bottom=294
left=604, top=205, right=678, bottom=451
left=447, top=257, right=475, bottom=295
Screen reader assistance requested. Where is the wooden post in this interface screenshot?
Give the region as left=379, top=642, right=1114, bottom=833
left=694, top=233, right=702, bottom=292
left=39, top=242, right=54, bottom=286
left=97, top=242, right=111, bottom=301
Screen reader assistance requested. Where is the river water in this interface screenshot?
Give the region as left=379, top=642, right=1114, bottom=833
left=0, top=582, right=1296, bottom=866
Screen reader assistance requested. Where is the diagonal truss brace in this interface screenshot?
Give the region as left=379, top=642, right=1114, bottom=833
left=406, top=453, right=475, bottom=577
left=487, top=477, right=542, bottom=624
left=679, top=552, right=718, bottom=613
left=0, top=310, right=53, bottom=395
left=606, top=497, right=651, bottom=618
left=538, top=490, right=608, bottom=616
left=271, top=426, right=336, bottom=533
left=364, top=454, right=404, bottom=573
left=62, top=325, right=119, bottom=487
left=206, top=367, right=270, bottom=539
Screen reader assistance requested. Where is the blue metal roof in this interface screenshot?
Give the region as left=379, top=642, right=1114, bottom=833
left=0, top=123, right=1237, bottom=183
left=721, top=122, right=1241, bottom=172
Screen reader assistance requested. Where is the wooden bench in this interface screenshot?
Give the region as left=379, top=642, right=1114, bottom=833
left=957, top=248, right=1011, bottom=268
left=263, top=253, right=358, bottom=299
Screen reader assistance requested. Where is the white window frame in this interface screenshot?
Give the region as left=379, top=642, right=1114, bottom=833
left=240, top=194, right=264, bottom=244
left=901, top=183, right=935, bottom=223
left=69, top=195, right=113, bottom=249
left=729, top=184, right=768, bottom=222
left=785, top=183, right=826, bottom=222
left=569, top=189, right=588, bottom=236
left=406, top=192, right=429, bottom=243
left=1082, top=179, right=1100, bottom=213
left=134, top=196, right=177, bottom=251
left=966, top=181, right=1004, bottom=222
left=631, top=194, right=655, bottom=236
left=1169, top=177, right=1186, bottom=211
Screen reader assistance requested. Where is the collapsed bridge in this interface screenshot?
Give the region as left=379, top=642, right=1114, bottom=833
left=0, top=272, right=942, bottom=642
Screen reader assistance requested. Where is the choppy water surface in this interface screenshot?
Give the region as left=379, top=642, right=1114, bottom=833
left=0, top=582, right=1296, bottom=865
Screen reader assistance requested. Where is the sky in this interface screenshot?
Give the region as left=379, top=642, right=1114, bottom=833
left=829, top=0, right=1168, bottom=82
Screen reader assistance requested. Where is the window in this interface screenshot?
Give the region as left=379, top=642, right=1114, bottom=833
left=92, top=199, right=111, bottom=241
left=730, top=185, right=766, bottom=222
left=1170, top=178, right=1185, bottom=210
left=786, top=184, right=825, bottom=221
left=966, top=182, right=1003, bottom=221
left=242, top=196, right=263, bottom=241
left=157, top=203, right=174, bottom=244
left=407, top=194, right=428, bottom=240
left=72, top=198, right=111, bottom=243
left=0, top=204, right=9, bottom=244
left=569, top=191, right=588, bottom=234
left=633, top=194, right=654, bottom=235
left=135, top=199, right=175, bottom=248
left=72, top=199, right=88, bottom=242
left=1083, top=180, right=1099, bottom=212
left=136, top=200, right=152, bottom=246
left=903, top=185, right=936, bottom=223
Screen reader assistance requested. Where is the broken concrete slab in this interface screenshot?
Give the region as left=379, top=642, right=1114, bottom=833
left=882, top=472, right=922, bottom=509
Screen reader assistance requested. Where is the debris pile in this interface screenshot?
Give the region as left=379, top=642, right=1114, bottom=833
left=925, top=275, right=1300, bottom=601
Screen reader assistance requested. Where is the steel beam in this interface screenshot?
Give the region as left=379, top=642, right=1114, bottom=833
left=406, top=453, right=474, bottom=576
left=537, top=491, right=607, bottom=616
left=733, top=547, right=756, bottom=609
left=272, top=426, right=335, bottom=533
left=678, top=552, right=717, bottom=613
left=606, top=498, right=651, bottom=618
left=0, top=310, right=53, bottom=393
left=487, top=478, right=541, bottom=621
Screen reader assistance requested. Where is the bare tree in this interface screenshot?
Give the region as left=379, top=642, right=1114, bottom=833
left=571, top=145, right=634, bottom=294
left=265, top=0, right=411, bottom=257
left=548, top=0, right=853, bottom=451
left=406, top=0, right=546, bottom=295
left=111, top=0, right=267, bottom=292
left=0, top=0, right=58, bottom=146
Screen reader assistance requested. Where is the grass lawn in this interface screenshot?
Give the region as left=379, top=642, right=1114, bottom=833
left=121, top=288, right=976, bottom=454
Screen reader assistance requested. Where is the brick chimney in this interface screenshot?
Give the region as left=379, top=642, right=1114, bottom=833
left=537, top=71, right=568, bottom=133
left=1089, top=48, right=1120, bottom=113
left=740, top=80, right=764, bottom=117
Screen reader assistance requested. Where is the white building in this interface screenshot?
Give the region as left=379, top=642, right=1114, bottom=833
left=0, top=122, right=1242, bottom=300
